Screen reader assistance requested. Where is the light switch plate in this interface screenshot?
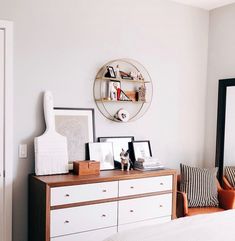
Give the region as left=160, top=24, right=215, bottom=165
left=19, top=144, right=27, bottom=158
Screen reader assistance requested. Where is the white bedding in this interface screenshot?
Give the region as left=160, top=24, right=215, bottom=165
left=105, top=210, right=235, bottom=241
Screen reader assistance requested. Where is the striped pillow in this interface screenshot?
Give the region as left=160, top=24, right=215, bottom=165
left=180, top=164, right=219, bottom=208
left=224, top=166, right=235, bottom=187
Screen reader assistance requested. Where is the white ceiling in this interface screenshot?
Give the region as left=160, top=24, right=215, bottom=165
left=172, top=0, right=235, bottom=10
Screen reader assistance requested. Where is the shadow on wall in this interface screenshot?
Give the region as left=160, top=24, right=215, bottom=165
left=13, top=92, right=45, bottom=241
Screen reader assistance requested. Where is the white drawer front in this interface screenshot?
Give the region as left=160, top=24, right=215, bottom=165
left=118, top=216, right=171, bottom=232
left=119, top=175, right=172, bottom=197
left=118, top=194, right=172, bottom=225
left=51, top=181, right=118, bottom=206
left=50, top=227, right=117, bottom=241
left=51, top=202, right=117, bottom=237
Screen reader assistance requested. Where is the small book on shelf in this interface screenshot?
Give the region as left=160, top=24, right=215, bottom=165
left=134, top=157, right=165, bottom=171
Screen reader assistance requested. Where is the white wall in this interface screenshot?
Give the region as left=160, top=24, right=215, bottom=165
left=205, top=3, right=235, bottom=167
left=0, top=0, right=209, bottom=240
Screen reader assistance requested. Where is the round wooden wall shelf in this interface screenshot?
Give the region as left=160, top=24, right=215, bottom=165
left=93, top=59, right=153, bottom=122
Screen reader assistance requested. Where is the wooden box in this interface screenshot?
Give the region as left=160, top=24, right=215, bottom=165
left=73, top=161, right=100, bottom=175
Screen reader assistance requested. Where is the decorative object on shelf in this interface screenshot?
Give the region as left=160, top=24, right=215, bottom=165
left=73, top=160, right=100, bottom=175
left=125, top=90, right=137, bottom=102
left=34, top=91, right=69, bottom=176
left=137, top=71, right=143, bottom=80
left=114, top=108, right=130, bottom=122
left=137, top=85, right=146, bottom=102
left=115, top=64, right=121, bottom=78
left=129, top=140, right=152, bottom=162
left=120, top=149, right=131, bottom=171
left=119, top=89, right=131, bottom=101
left=88, top=142, right=115, bottom=170
left=54, top=108, right=95, bottom=165
left=98, top=136, right=134, bottom=169
left=134, top=157, right=164, bottom=171
left=93, top=58, right=153, bottom=122
left=108, top=80, right=121, bottom=100
left=105, top=66, right=116, bottom=78
left=120, top=70, right=133, bottom=80
left=130, top=71, right=138, bottom=80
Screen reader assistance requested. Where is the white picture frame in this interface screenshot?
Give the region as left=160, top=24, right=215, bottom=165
left=108, top=80, right=121, bottom=100
left=98, top=136, right=134, bottom=163
left=88, top=142, right=114, bottom=170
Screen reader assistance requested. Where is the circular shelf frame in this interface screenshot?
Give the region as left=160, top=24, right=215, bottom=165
left=93, top=58, right=153, bottom=122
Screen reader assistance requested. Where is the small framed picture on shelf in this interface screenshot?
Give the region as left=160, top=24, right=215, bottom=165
left=130, top=140, right=152, bottom=161
left=88, top=142, right=115, bottom=170
left=105, top=66, right=116, bottom=78
left=108, top=80, right=121, bottom=101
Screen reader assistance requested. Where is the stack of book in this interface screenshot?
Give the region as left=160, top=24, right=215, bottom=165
left=134, top=157, right=165, bottom=171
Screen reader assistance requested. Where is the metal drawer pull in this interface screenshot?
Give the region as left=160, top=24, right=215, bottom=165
left=130, top=186, right=134, bottom=189
left=130, top=210, right=134, bottom=213
left=102, top=189, right=107, bottom=192
left=159, top=205, right=163, bottom=208
left=101, top=214, right=106, bottom=217
left=160, top=183, right=164, bottom=185
left=64, top=220, right=70, bottom=224
left=65, top=194, right=70, bottom=197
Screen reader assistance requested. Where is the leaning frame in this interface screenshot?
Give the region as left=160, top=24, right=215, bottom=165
left=215, top=78, right=235, bottom=183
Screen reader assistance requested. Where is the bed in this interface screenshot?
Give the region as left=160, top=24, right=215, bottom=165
left=104, top=210, right=235, bottom=241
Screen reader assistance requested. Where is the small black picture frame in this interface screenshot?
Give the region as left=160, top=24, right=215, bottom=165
left=129, top=140, right=152, bottom=162
left=105, top=66, right=116, bottom=78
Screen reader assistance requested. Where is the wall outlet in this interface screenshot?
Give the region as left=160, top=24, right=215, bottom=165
left=19, top=144, right=27, bottom=158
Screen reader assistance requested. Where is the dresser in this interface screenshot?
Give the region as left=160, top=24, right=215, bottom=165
left=29, top=169, right=177, bottom=241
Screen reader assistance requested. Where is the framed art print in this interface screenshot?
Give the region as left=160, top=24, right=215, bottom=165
left=54, top=108, right=95, bottom=163
left=130, top=140, right=152, bottom=161
left=108, top=80, right=121, bottom=101
left=106, top=66, right=116, bottom=78
left=88, top=142, right=114, bottom=170
left=98, top=136, right=134, bottom=163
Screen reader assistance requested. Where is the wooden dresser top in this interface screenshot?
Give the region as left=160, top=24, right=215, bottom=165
left=31, top=169, right=177, bottom=187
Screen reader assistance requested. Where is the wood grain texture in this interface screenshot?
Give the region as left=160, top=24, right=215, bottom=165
left=172, top=172, right=177, bottom=219
left=29, top=169, right=177, bottom=241
left=29, top=175, right=50, bottom=241
left=32, top=169, right=177, bottom=187
left=51, top=190, right=173, bottom=210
